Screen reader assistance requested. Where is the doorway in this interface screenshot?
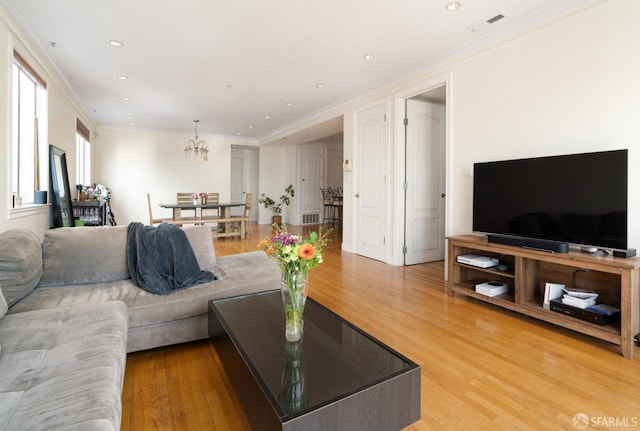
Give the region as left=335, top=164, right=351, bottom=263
left=403, top=85, right=447, bottom=265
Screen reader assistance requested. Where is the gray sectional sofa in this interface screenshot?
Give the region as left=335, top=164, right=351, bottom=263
left=0, top=225, right=280, bottom=431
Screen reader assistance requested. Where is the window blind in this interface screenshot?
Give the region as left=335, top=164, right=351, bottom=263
left=13, top=50, right=47, bottom=88
left=77, top=119, right=90, bottom=141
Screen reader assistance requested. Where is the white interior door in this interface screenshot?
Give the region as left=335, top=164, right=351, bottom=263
left=355, top=102, right=387, bottom=262
left=404, top=99, right=445, bottom=264
left=299, top=146, right=323, bottom=220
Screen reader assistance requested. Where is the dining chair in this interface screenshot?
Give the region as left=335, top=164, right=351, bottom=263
left=176, top=192, right=197, bottom=219
left=320, top=188, right=338, bottom=227
left=243, top=192, right=253, bottom=235
left=330, top=187, right=343, bottom=231
left=231, top=192, right=253, bottom=236
left=147, top=193, right=181, bottom=226
left=200, top=192, right=220, bottom=220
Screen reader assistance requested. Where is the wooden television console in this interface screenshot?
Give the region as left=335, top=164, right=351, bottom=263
left=447, top=234, right=640, bottom=359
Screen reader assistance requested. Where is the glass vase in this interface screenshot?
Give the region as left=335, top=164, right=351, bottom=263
left=281, top=271, right=309, bottom=342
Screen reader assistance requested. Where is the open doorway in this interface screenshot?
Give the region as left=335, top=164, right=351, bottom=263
left=403, top=84, right=447, bottom=265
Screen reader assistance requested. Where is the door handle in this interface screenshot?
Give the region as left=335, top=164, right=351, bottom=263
left=355, top=193, right=360, bottom=198
left=441, top=193, right=446, bottom=198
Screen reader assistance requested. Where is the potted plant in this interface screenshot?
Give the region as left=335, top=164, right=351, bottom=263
left=258, top=184, right=294, bottom=226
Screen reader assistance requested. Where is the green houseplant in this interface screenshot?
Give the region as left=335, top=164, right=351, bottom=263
left=258, top=184, right=295, bottom=225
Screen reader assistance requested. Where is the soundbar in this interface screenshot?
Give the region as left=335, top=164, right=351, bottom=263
left=613, top=248, right=636, bottom=258
left=487, top=234, right=569, bottom=253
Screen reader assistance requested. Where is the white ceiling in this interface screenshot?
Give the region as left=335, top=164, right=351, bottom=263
left=1, top=0, right=589, bottom=144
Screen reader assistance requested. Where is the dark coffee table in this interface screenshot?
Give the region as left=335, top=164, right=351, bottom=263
left=208, top=291, right=420, bottom=431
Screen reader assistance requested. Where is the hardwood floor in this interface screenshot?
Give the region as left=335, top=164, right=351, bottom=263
left=122, top=223, right=640, bottom=431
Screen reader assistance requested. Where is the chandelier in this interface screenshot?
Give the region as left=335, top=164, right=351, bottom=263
left=184, top=120, right=209, bottom=161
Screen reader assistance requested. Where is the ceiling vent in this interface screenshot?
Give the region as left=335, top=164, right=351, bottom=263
left=487, top=13, right=506, bottom=24
left=467, top=11, right=510, bottom=33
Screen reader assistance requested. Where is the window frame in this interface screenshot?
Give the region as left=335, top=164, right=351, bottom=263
left=11, top=50, right=48, bottom=208
left=76, top=119, right=91, bottom=187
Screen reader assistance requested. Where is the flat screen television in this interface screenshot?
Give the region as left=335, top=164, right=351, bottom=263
left=473, top=149, right=628, bottom=252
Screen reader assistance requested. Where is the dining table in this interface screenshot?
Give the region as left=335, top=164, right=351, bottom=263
left=159, top=201, right=247, bottom=238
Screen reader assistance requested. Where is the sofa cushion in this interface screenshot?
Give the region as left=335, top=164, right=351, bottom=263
left=8, top=250, right=280, bottom=353
left=0, top=229, right=43, bottom=306
left=39, top=225, right=217, bottom=287
left=0, top=285, right=6, bottom=353
left=0, top=301, right=128, bottom=431
left=10, top=251, right=279, bottom=327
left=183, top=225, right=217, bottom=269
left=39, top=226, right=130, bottom=287
left=0, top=285, right=7, bottom=319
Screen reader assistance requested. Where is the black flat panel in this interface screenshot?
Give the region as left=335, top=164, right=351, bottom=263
left=473, top=149, right=628, bottom=250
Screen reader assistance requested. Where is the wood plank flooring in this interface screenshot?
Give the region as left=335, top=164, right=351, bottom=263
left=122, top=223, right=640, bottom=431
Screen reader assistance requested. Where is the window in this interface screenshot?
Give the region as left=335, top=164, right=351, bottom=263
left=11, top=51, right=47, bottom=206
left=76, top=119, right=91, bottom=186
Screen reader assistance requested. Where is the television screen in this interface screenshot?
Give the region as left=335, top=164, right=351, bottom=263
left=473, top=149, right=628, bottom=251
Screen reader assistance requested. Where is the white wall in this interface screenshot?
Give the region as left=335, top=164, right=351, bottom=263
left=341, top=0, right=640, bottom=256
left=94, top=128, right=257, bottom=225
left=257, top=144, right=297, bottom=225
left=0, top=8, right=95, bottom=237
left=447, top=0, right=640, bottom=246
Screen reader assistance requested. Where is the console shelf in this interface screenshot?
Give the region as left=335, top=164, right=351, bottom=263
left=447, top=234, right=639, bottom=358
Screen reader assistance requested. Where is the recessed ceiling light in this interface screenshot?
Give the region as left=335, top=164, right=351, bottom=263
left=117, top=75, right=128, bottom=80
left=126, top=112, right=133, bottom=116
left=264, top=115, right=271, bottom=119
left=122, top=97, right=131, bottom=101
left=109, top=40, right=124, bottom=47
left=316, top=83, right=326, bottom=88
left=285, top=102, right=293, bottom=107
left=363, top=54, right=375, bottom=60
left=128, top=122, right=135, bottom=126
left=445, top=1, right=462, bottom=11
left=248, top=125, right=254, bottom=129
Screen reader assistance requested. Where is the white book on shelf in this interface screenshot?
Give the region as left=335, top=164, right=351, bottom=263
left=561, top=295, right=596, bottom=309
left=562, top=287, right=599, bottom=299
left=543, top=283, right=565, bottom=310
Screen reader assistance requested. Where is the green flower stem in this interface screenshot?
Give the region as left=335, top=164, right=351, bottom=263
left=282, top=271, right=308, bottom=342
